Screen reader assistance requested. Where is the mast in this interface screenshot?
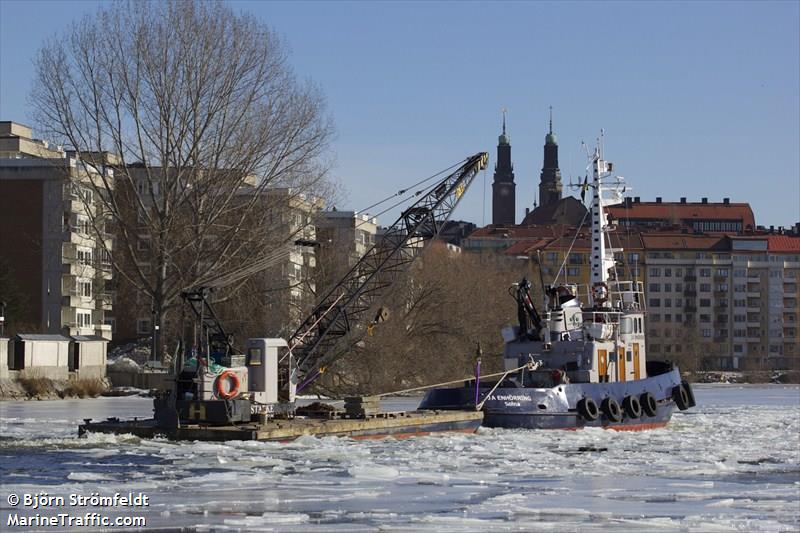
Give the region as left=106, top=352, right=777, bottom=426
left=589, top=139, right=625, bottom=307
left=590, top=148, right=607, bottom=288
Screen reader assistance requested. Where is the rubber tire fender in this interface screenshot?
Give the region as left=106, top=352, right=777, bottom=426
left=601, top=397, right=622, bottom=423
left=673, top=384, right=690, bottom=410
left=577, top=397, right=599, bottom=421
left=622, top=395, right=642, bottom=419
left=640, top=392, right=657, bottom=417
left=681, top=380, right=697, bottom=408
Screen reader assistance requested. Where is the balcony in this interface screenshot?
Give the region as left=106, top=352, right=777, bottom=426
left=95, top=292, right=113, bottom=311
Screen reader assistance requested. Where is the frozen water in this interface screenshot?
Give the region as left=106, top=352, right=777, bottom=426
left=1, top=385, right=798, bottom=531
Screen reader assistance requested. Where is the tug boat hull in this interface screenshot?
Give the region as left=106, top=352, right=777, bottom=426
left=420, top=367, right=686, bottom=431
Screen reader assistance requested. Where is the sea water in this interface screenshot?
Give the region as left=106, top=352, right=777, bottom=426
left=1, top=385, right=798, bottom=532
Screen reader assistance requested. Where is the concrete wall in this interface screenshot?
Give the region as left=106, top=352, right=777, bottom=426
left=22, top=340, right=70, bottom=380
left=107, top=370, right=169, bottom=390
left=0, top=338, right=8, bottom=379
left=74, top=341, right=107, bottom=379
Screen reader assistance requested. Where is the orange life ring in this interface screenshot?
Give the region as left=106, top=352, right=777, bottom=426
left=215, top=370, right=241, bottom=400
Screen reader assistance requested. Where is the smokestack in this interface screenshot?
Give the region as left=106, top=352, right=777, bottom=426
left=656, top=197, right=662, bottom=204
left=701, top=197, right=708, bottom=204
left=723, top=198, right=730, bottom=205
left=680, top=197, right=687, bottom=203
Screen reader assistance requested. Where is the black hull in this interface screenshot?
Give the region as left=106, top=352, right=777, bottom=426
left=419, top=367, right=689, bottom=431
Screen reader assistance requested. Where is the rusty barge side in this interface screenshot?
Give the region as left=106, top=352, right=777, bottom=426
left=78, top=409, right=483, bottom=442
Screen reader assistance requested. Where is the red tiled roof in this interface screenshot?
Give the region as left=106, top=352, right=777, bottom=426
left=767, top=235, right=800, bottom=253
left=607, top=202, right=755, bottom=228
left=640, top=233, right=729, bottom=250
left=467, top=224, right=572, bottom=239
left=502, top=239, right=551, bottom=255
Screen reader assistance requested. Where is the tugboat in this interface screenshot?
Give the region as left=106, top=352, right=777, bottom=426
left=420, top=141, right=696, bottom=430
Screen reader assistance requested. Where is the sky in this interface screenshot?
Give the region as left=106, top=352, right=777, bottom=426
left=1, top=0, right=798, bottom=229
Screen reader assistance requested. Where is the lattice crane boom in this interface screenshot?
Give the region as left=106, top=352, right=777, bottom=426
left=284, top=152, right=489, bottom=391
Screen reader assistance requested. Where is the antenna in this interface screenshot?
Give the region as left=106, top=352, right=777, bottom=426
left=501, top=107, right=507, bottom=135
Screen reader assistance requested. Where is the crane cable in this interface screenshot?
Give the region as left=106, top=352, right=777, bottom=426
left=353, top=158, right=467, bottom=230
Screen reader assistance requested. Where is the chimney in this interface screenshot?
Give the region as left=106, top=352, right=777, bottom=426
left=680, top=197, right=687, bottom=203
left=625, top=197, right=633, bottom=206
left=701, top=197, right=708, bottom=204
left=723, top=198, right=730, bottom=205
left=656, top=197, right=662, bottom=204
left=634, top=197, right=640, bottom=203
left=769, top=225, right=774, bottom=233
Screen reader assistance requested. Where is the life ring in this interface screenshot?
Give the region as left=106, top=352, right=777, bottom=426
left=592, top=282, right=609, bottom=304
left=215, top=370, right=241, bottom=400
left=576, top=397, right=599, bottom=421
left=622, top=395, right=642, bottom=419
left=673, top=384, right=690, bottom=411
left=601, top=397, right=622, bottom=422
left=640, top=392, right=657, bottom=417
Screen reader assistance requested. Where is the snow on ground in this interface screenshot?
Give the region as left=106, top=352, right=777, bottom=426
left=1, top=385, right=798, bottom=532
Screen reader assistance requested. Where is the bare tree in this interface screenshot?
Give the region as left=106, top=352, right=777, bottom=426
left=318, top=245, right=528, bottom=396
left=31, top=0, right=333, bottom=355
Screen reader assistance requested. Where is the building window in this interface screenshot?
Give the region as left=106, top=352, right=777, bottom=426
left=649, top=283, right=660, bottom=292
left=700, top=268, right=711, bottom=277
left=649, top=298, right=661, bottom=307
left=649, top=268, right=661, bottom=277
left=79, top=280, right=92, bottom=298
left=77, top=311, right=92, bottom=328
left=700, top=283, right=711, bottom=292
left=664, top=268, right=672, bottom=278
left=700, top=299, right=711, bottom=307
left=700, top=314, right=711, bottom=323
left=567, top=267, right=580, bottom=277
left=137, top=318, right=152, bottom=335
left=702, top=329, right=712, bottom=338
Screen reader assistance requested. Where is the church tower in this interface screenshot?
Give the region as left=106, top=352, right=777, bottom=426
left=538, top=107, right=562, bottom=208
left=492, top=110, right=516, bottom=225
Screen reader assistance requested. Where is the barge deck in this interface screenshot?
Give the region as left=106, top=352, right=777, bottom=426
left=79, top=409, right=483, bottom=442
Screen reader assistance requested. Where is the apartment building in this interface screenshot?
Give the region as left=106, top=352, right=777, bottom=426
left=463, top=219, right=800, bottom=370
left=315, top=210, right=379, bottom=291
left=0, top=121, right=113, bottom=339
left=111, top=172, right=323, bottom=343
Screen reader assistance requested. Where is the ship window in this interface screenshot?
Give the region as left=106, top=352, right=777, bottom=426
left=247, top=347, right=262, bottom=366
left=626, top=351, right=632, bottom=362
left=620, top=318, right=633, bottom=334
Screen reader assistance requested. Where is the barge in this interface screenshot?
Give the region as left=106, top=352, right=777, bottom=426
left=78, top=408, right=483, bottom=442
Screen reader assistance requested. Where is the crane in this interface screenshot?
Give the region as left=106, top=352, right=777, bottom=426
left=282, top=152, right=489, bottom=397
